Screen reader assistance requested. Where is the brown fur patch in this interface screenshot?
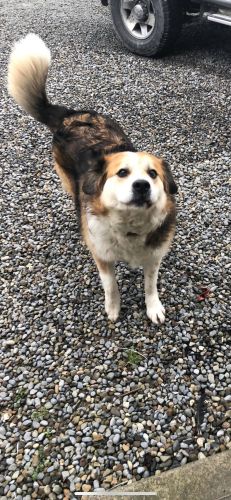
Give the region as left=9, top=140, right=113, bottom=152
left=105, top=152, right=128, bottom=178
left=150, top=158, right=165, bottom=180
left=52, top=111, right=135, bottom=209
left=139, top=154, right=177, bottom=195
left=94, top=256, right=110, bottom=274
left=87, top=196, right=108, bottom=216
left=139, top=153, right=166, bottom=182
left=54, top=162, right=75, bottom=197
left=62, top=113, right=105, bottom=127
left=63, top=113, right=93, bottom=127
left=60, top=113, right=133, bottom=156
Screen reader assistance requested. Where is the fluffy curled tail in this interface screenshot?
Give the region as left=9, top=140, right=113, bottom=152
left=8, top=34, right=71, bottom=131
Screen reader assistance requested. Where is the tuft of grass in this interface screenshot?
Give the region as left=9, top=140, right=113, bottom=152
left=126, top=348, right=143, bottom=366
left=44, top=427, right=53, bottom=439
left=31, top=447, right=48, bottom=481
left=15, top=388, right=27, bottom=404
left=31, top=407, right=49, bottom=421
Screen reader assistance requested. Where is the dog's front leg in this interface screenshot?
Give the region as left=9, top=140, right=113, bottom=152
left=94, top=257, right=120, bottom=322
left=143, top=261, right=165, bottom=324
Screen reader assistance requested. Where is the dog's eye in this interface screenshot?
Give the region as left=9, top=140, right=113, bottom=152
left=117, top=168, right=129, bottom=178
left=148, top=169, right=157, bottom=179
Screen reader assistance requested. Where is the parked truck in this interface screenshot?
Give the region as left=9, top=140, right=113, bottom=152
left=101, top=0, right=231, bottom=56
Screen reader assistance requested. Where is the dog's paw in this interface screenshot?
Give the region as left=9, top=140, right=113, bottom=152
left=106, top=303, right=120, bottom=322
left=105, top=296, right=120, bottom=322
left=146, top=299, right=165, bottom=324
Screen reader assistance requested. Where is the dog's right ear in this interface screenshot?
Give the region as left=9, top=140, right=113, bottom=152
left=81, top=150, right=106, bottom=196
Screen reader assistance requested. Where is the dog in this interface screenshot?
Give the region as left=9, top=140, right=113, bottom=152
left=8, top=34, right=177, bottom=323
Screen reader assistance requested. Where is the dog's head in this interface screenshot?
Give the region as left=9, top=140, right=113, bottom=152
left=81, top=150, right=177, bottom=212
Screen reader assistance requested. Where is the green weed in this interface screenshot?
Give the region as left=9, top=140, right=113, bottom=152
left=126, top=348, right=142, bottom=366
left=31, top=407, right=49, bottom=421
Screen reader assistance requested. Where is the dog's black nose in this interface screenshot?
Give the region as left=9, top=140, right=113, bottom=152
left=133, top=180, right=150, bottom=194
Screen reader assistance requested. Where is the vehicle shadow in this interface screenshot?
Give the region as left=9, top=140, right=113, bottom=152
left=87, top=17, right=231, bottom=79
left=173, top=21, right=231, bottom=56
left=166, top=21, right=231, bottom=78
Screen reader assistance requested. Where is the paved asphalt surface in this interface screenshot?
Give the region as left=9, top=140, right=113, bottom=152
left=1, top=0, right=231, bottom=497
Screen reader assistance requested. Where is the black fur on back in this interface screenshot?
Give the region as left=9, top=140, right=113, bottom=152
left=52, top=109, right=136, bottom=210
left=52, top=110, right=135, bottom=180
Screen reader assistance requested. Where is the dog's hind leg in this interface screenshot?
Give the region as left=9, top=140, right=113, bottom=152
left=94, top=257, right=120, bottom=322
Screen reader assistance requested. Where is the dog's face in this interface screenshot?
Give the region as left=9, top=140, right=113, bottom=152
left=82, top=151, right=177, bottom=212
left=102, top=152, right=175, bottom=210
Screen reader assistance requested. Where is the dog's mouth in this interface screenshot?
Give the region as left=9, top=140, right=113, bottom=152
left=130, top=196, right=152, bottom=208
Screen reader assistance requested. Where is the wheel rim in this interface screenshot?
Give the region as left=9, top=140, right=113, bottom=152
left=120, top=0, right=155, bottom=40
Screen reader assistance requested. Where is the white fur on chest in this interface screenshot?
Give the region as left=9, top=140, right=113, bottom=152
left=87, top=208, right=168, bottom=267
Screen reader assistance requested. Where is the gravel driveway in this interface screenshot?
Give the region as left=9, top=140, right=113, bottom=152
left=1, top=0, right=230, bottom=497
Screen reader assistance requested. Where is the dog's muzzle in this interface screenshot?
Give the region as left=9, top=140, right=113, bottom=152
left=132, top=179, right=151, bottom=206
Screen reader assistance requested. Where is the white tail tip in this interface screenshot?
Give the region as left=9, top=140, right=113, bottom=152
left=8, top=33, right=51, bottom=72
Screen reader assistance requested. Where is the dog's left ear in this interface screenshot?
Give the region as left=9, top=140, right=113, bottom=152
left=81, top=150, right=106, bottom=196
left=162, top=160, right=178, bottom=195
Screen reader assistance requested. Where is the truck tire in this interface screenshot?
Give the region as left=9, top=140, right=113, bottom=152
left=109, top=0, right=183, bottom=57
